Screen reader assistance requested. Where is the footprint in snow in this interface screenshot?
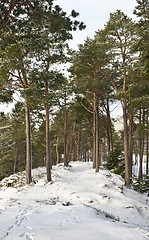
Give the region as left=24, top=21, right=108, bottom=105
left=26, top=232, right=34, bottom=240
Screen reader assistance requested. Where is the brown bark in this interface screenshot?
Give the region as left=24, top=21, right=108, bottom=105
left=75, top=131, right=80, bottom=162
left=106, top=99, right=111, bottom=152
left=64, top=90, right=67, bottom=167
left=56, top=136, right=60, bottom=165
left=105, top=127, right=110, bottom=153
left=93, top=91, right=96, bottom=169
left=45, top=80, right=52, bottom=182
left=95, top=94, right=99, bottom=172
left=128, top=112, right=133, bottom=178
left=25, top=94, right=32, bottom=184
left=13, top=144, right=18, bottom=174
left=68, top=130, right=73, bottom=162
left=123, top=99, right=130, bottom=187
left=100, top=143, right=103, bottom=166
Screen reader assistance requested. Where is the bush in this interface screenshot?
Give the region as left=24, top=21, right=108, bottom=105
left=132, top=175, right=149, bottom=196
left=105, top=146, right=125, bottom=178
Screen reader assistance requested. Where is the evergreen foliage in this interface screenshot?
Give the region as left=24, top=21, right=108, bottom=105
left=0, top=1, right=148, bottom=193
left=105, top=143, right=125, bottom=178
left=132, top=175, right=149, bottom=196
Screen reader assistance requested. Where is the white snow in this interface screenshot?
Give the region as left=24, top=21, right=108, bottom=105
left=0, top=161, right=149, bottom=240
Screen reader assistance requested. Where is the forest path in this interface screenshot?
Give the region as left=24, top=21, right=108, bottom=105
left=0, top=162, right=148, bottom=240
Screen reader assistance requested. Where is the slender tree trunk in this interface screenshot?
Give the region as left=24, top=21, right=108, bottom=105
left=128, top=111, right=133, bottom=179
left=56, top=136, right=60, bottom=165
left=84, top=152, right=87, bottom=162
left=13, top=144, right=18, bottom=174
left=138, top=108, right=145, bottom=178
left=105, top=127, right=110, bottom=153
left=100, top=143, right=103, bottom=166
left=146, top=109, right=149, bottom=175
left=45, top=80, right=52, bottom=182
left=123, top=99, right=130, bottom=187
left=25, top=94, right=32, bottom=184
left=76, top=132, right=80, bottom=161
left=68, top=136, right=73, bottom=162
left=95, top=93, right=99, bottom=172
left=73, top=144, right=77, bottom=161
left=64, top=90, right=67, bottom=167
left=87, top=151, right=90, bottom=162
left=93, top=91, right=96, bottom=169
left=106, top=99, right=111, bottom=152
left=109, top=118, right=113, bottom=152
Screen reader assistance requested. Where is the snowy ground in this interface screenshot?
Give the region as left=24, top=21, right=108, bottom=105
left=0, top=162, right=149, bottom=240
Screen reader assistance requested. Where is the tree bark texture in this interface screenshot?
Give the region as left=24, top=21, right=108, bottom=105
left=106, top=99, right=112, bottom=152
left=25, top=94, right=32, bottom=184
left=123, top=100, right=130, bottom=187
left=56, top=136, right=60, bottom=165
left=64, top=90, right=67, bottom=167
left=95, top=93, right=99, bottom=172
left=45, top=80, right=52, bottom=182
left=93, top=91, right=96, bottom=169
left=128, top=112, right=133, bottom=178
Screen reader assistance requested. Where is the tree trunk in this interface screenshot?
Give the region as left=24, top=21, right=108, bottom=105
left=123, top=100, right=130, bottom=187
left=95, top=93, right=99, bottom=172
left=128, top=111, right=133, bottom=179
left=107, top=99, right=112, bottom=152
left=68, top=136, right=73, bottom=163
left=76, top=132, right=80, bottom=161
left=105, top=127, right=110, bottom=153
left=73, top=144, right=77, bottom=161
left=87, top=151, right=90, bottom=162
left=13, top=144, right=18, bottom=174
left=84, top=152, right=87, bottom=162
left=64, top=90, right=67, bottom=167
left=25, top=94, right=32, bottom=184
left=138, top=108, right=145, bottom=178
left=56, top=136, right=60, bottom=165
left=93, top=91, right=96, bottom=169
left=146, top=109, right=149, bottom=175
left=109, top=118, right=113, bottom=152
left=100, top=143, right=103, bottom=166
left=45, top=80, right=52, bottom=182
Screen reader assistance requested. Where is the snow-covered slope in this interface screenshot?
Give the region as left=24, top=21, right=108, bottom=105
left=0, top=162, right=149, bottom=240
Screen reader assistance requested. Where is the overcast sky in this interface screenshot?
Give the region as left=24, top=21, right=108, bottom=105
left=56, top=0, right=137, bottom=50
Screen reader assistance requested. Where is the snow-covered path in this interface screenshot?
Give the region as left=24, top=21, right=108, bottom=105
left=0, top=162, right=149, bottom=240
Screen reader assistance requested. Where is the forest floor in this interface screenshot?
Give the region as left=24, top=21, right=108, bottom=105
left=0, top=161, right=149, bottom=240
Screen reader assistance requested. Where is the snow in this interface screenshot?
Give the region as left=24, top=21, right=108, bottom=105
left=0, top=162, right=149, bottom=240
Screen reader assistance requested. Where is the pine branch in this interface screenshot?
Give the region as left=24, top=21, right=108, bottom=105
left=101, top=70, right=118, bottom=92
left=95, top=89, right=121, bottom=101
left=80, top=101, right=93, bottom=114
left=0, top=123, right=14, bottom=130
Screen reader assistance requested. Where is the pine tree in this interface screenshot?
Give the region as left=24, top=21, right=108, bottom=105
left=103, top=10, right=137, bottom=187
left=70, top=37, right=110, bottom=172
left=0, top=0, right=85, bottom=183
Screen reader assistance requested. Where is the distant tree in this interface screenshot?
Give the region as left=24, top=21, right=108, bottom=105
left=70, top=36, right=110, bottom=172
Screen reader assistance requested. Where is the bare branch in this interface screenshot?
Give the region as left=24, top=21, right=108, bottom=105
left=0, top=123, right=14, bottom=130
